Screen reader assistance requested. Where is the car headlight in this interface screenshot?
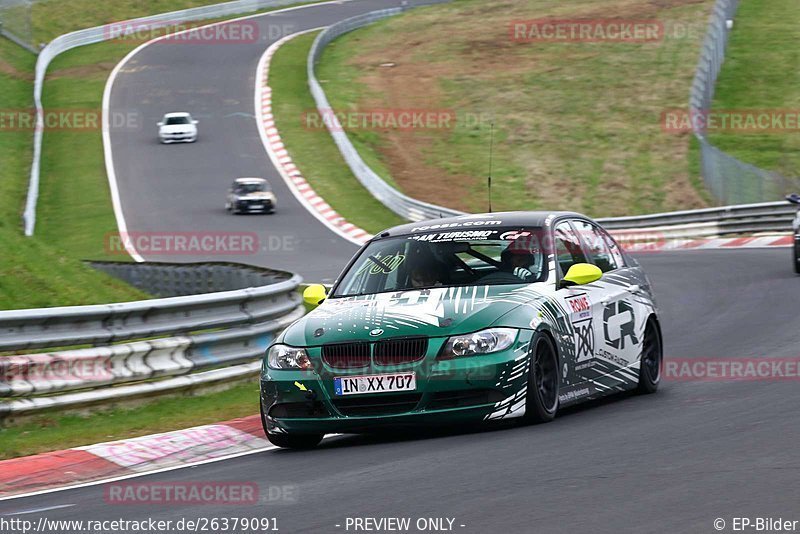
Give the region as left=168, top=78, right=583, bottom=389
left=439, top=328, right=518, bottom=359
left=267, top=344, right=313, bottom=370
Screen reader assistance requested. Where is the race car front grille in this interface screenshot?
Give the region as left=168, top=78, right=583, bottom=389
left=332, top=393, right=423, bottom=417
left=322, top=342, right=371, bottom=369
left=373, top=337, right=428, bottom=366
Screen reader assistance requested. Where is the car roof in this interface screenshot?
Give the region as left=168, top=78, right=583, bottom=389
left=376, top=211, right=591, bottom=238
left=233, top=177, right=268, bottom=183
left=163, top=112, right=191, bottom=118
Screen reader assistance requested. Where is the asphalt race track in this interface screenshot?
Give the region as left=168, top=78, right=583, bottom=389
left=2, top=249, right=799, bottom=532
left=107, top=0, right=441, bottom=284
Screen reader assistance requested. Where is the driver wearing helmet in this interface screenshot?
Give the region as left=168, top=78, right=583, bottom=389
left=501, top=234, right=542, bottom=282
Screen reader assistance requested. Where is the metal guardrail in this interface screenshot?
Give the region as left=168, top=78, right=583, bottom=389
left=598, top=201, right=796, bottom=239
left=690, top=0, right=798, bottom=204
left=308, top=6, right=462, bottom=222
left=0, top=263, right=304, bottom=417
left=21, top=0, right=312, bottom=237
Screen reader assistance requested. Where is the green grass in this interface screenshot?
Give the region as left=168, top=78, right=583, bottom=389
left=0, top=381, right=259, bottom=460
left=0, top=38, right=148, bottom=309
left=36, top=40, right=143, bottom=262
left=312, top=0, right=715, bottom=218
left=270, top=32, right=405, bottom=233
left=707, top=0, right=800, bottom=184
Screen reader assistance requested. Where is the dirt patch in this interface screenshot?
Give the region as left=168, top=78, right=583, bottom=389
left=356, top=58, right=476, bottom=212
left=0, top=57, right=33, bottom=81
left=48, top=61, right=118, bottom=80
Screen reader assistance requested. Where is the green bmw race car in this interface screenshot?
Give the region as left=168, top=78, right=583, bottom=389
left=260, top=212, right=663, bottom=448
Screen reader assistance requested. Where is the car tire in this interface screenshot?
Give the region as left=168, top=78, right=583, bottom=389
left=524, top=333, right=559, bottom=423
left=266, top=432, right=324, bottom=450
left=637, top=318, right=662, bottom=394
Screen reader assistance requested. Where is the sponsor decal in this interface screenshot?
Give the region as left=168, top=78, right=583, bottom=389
left=411, top=230, right=497, bottom=242
left=559, top=387, right=591, bottom=403
left=499, top=230, right=533, bottom=241
left=603, top=301, right=638, bottom=350
left=574, top=319, right=594, bottom=363
left=596, top=347, right=627, bottom=367
left=410, top=220, right=502, bottom=232
left=565, top=294, right=591, bottom=321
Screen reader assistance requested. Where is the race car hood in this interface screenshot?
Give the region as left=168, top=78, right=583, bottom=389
left=160, top=124, right=196, bottom=134
left=281, top=284, right=545, bottom=346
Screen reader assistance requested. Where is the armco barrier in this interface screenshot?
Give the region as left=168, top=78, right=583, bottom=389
left=597, top=201, right=797, bottom=238
left=308, top=6, right=460, bottom=222
left=22, top=0, right=320, bottom=237
left=0, top=263, right=303, bottom=417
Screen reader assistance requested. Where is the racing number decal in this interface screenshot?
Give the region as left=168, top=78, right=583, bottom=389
left=603, top=301, right=638, bottom=350
left=566, top=294, right=594, bottom=364
left=574, top=319, right=594, bottom=362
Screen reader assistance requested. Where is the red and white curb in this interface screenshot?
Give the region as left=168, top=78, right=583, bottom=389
left=0, top=415, right=269, bottom=500
left=616, top=234, right=793, bottom=253
left=255, top=30, right=372, bottom=246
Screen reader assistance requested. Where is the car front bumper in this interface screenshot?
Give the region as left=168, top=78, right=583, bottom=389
left=160, top=133, right=196, bottom=143
left=259, top=342, right=532, bottom=435
left=236, top=199, right=274, bottom=212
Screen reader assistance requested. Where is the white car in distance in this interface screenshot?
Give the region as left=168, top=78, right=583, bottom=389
left=157, top=112, right=198, bottom=143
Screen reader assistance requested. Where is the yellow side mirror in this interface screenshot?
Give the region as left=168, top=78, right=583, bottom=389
left=562, top=263, right=602, bottom=287
left=303, top=284, right=328, bottom=308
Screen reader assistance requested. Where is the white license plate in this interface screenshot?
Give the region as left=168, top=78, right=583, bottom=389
left=334, top=373, right=416, bottom=396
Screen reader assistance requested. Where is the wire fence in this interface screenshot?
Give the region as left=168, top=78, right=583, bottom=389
left=0, top=0, right=37, bottom=52
left=690, top=0, right=799, bottom=204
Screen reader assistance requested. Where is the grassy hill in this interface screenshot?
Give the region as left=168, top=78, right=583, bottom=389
left=314, top=0, right=716, bottom=217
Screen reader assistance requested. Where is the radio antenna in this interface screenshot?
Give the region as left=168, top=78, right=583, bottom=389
left=487, top=122, right=495, bottom=213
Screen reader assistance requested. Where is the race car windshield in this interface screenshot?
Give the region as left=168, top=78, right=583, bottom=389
left=235, top=183, right=268, bottom=193
left=332, top=227, right=547, bottom=297
left=165, top=116, right=190, bottom=125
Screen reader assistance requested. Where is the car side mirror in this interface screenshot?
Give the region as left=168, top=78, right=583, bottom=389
left=192, top=120, right=198, bottom=125
left=560, top=263, right=602, bottom=288
left=157, top=122, right=163, bottom=127
left=303, top=284, right=327, bottom=308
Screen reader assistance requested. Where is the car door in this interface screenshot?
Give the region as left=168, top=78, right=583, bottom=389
left=571, top=219, right=644, bottom=372
left=552, top=220, right=606, bottom=384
